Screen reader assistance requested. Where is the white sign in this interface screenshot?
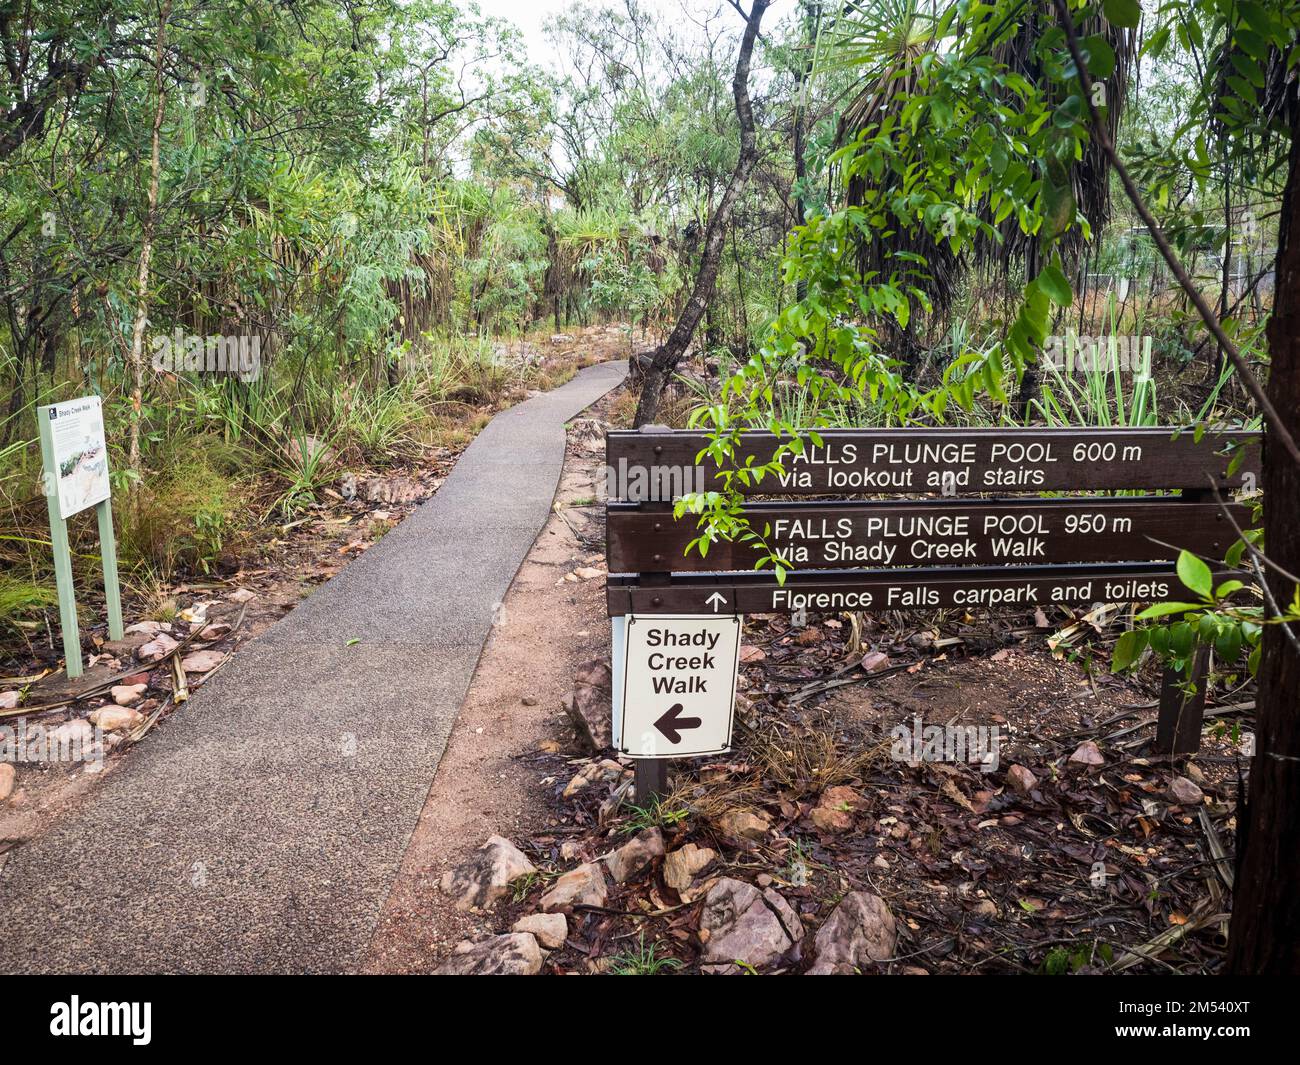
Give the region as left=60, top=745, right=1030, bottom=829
left=46, top=396, right=110, bottom=519
left=618, top=614, right=741, bottom=759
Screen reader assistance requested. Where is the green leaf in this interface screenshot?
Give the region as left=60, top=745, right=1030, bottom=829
left=1083, top=35, right=1117, bottom=78
left=1215, top=626, right=1243, bottom=662
left=1112, top=629, right=1148, bottom=672
left=1176, top=550, right=1214, bottom=599
left=1037, top=263, right=1074, bottom=307
left=1135, top=602, right=1205, bottom=620
left=1103, top=0, right=1142, bottom=29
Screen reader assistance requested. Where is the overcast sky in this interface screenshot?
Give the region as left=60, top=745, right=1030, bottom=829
left=474, top=0, right=794, bottom=68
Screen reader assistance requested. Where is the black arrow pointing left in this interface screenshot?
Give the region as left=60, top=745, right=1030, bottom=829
left=654, top=703, right=703, bottom=744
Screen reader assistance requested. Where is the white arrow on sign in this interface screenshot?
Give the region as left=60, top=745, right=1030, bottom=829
left=706, top=592, right=727, bottom=613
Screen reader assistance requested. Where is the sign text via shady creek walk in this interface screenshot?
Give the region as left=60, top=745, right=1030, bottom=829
left=619, top=614, right=741, bottom=759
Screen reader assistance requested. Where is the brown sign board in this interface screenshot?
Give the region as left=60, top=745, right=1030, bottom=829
left=607, top=563, right=1228, bottom=617
left=605, top=427, right=1261, bottom=497
left=608, top=498, right=1244, bottom=574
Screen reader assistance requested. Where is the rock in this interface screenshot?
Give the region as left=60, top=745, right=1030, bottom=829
left=180, top=650, right=225, bottom=673
left=606, top=828, right=664, bottom=883
left=50, top=719, right=95, bottom=746
left=439, top=836, right=537, bottom=911
left=1068, top=740, right=1105, bottom=767
left=124, top=621, right=170, bottom=635
left=434, top=933, right=544, bottom=975
left=0, top=690, right=21, bottom=709
left=540, top=862, right=608, bottom=912
left=0, top=763, right=14, bottom=802
left=1168, top=776, right=1205, bottom=806
left=808, top=891, right=897, bottom=974
left=521, top=695, right=540, bottom=707
left=1006, top=764, right=1038, bottom=795
left=811, top=786, right=861, bottom=833
left=739, top=645, right=766, bottom=664
left=562, top=659, right=612, bottom=752
left=111, top=683, right=147, bottom=706
left=699, top=878, right=804, bottom=974
left=562, top=758, right=626, bottom=798
left=228, top=588, right=257, bottom=604
left=88, top=706, right=144, bottom=732
left=861, top=651, right=891, bottom=673
left=663, top=843, right=716, bottom=894
left=716, top=807, right=772, bottom=841
left=137, top=634, right=180, bottom=662
left=971, top=899, right=998, bottom=918
left=513, top=913, right=568, bottom=950
left=574, top=566, right=603, bottom=580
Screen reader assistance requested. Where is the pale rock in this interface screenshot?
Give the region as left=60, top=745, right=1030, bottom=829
left=111, top=683, right=147, bottom=706
left=180, top=649, right=225, bottom=674
left=716, top=807, right=772, bottom=841
left=434, top=933, right=543, bottom=975
left=562, top=757, right=626, bottom=798
left=88, top=706, right=144, bottom=732
left=138, top=634, right=180, bottom=662
left=574, top=567, right=603, bottom=580
left=663, top=843, right=717, bottom=894
left=0, top=691, right=19, bottom=710
left=605, top=828, right=664, bottom=883
left=512, top=913, right=568, bottom=950
left=562, top=659, right=613, bottom=751
left=439, top=836, right=537, bottom=911
left=699, top=878, right=804, bottom=974
left=124, top=621, right=169, bottom=635
left=51, top=719, right=95, bottom=746
left=228, top=588, right=257, bottom=604
left=1006, top=764, right=1038, bottom=795
left=808, top=891, right=898, bottom=975
left=0, top=763, right=15, bottom=802
left=1068, top=740, right=1105, bottom=767
left=1168, top=775, right=1205, bottom=806
left=540, top=862, right=608, bottom=912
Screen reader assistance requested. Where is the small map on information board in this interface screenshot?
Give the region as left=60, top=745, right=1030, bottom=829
left=46, top=396, right=110, bottom=519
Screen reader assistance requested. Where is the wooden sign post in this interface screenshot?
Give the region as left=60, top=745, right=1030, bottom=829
left=605, top=426, right=1261, bottom=797
left=37, top=396, right=124, bottom=679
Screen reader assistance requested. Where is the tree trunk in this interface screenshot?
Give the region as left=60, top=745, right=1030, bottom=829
left=126, top=0, right=172, bottom=491
left=633, top=0, right=770, bottom=427
left=1226, top=97, right=1300, bottom=974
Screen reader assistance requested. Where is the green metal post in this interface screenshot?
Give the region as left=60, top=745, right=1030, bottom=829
left=97, top=497, right=124, bottom=641
left=37, top=409, right=83, bottom=679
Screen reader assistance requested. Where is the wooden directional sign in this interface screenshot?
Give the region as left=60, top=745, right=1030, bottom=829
left=606, top=425, right=1259, bottom=775
left=607, top=562, right=1222, bottom=617
left=608, top=498, right=1244, bottom=573
left=617, top=614, right=741, bottom=758
left=606, top=426, right=1260, bottom=496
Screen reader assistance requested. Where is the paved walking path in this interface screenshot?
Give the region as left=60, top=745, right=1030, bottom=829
left=0, top=360, right=626, bottom=973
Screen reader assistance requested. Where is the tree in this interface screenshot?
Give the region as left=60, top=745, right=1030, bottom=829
left=632, top=0, right=771, bottom=427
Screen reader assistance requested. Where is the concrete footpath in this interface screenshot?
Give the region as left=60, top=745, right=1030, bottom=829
left=0, top=360, right=626, bottom=973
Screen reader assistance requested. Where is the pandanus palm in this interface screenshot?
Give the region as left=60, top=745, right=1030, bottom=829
left=818, top=0, right=1135, bottom=364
